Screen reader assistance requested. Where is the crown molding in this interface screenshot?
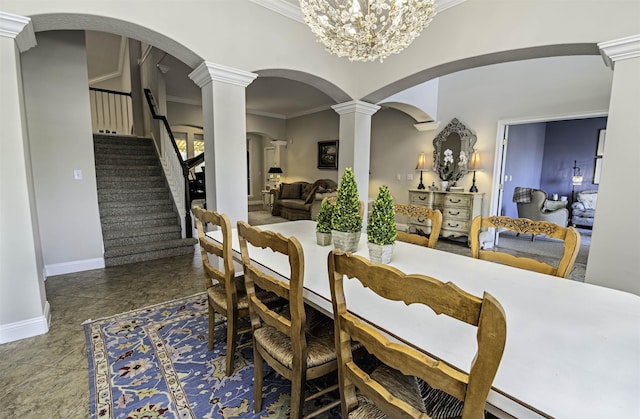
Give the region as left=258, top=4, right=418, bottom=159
left=89, top=36, right=127, bottom=84
left=247, top=109, right=287, bottom=119
left=189, top=62, right=258, bottom=88
left=414, top=121, right=441, bottom=131
left=598, top=34, right=640, bottom=69
left=250, top=0, right=466, bottom=24
left=167, top=95, right=201, bottom=106
left=332, top=100, right=381, bottom=116
left=0, top=12, right=36, bottom=52
left=249, top=0, right=304, bottom=24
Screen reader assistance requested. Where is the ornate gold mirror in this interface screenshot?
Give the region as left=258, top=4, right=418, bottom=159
left=433, top=118, right=477, bottom=182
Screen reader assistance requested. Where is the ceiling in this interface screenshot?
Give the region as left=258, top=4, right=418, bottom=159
left=86, top=31, right=338, bottom=120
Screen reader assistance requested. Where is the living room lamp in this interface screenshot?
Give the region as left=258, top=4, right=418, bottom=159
left=572, top=160, right=583, bottom=186
left=268, top=166, right=283, bottom=188
left=469, top=151, right=480, bottom=192
left=415, top=152, right=427, bottom=190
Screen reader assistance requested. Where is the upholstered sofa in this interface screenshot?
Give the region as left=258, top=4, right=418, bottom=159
left=571, top=190, right=597, bottom=227
left=272, top=179, right=338, bottom=221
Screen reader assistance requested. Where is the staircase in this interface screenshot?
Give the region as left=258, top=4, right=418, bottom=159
left=93, top=134, right=197, bottom=267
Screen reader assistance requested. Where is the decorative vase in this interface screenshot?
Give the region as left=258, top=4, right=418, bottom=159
left=368, top=242, right=394, bottom=264
left=440, top=180, right=449, bottom=191
left=332, top=230, right=361, bottom=253
left=316, top=231, right=332, bottom=246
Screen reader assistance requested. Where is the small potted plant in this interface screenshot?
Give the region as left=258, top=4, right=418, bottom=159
left=315, top=198, right=333, bottom=246
left=367, top=185, right=397, bottom=263
left=331, top=167, right=362, bottom=252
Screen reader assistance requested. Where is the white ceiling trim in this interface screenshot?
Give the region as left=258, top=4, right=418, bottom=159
left=598, top=34, right=640, bottom=69
left=167, top=95, right=201, bottom=106
left=287, top=104, right=333, bottom=119
left=0, top=11, right=36, bottom=52
left=247, top=109, right=288, bottom=120
left=249, top=0, right=466, bottom=24
left=249, top=0, right=304, bottom=24
left=88, top=36, right=127, bottom=85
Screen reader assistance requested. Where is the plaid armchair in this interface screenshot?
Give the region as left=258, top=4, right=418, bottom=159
left=513, top=187, right=569, bottom=227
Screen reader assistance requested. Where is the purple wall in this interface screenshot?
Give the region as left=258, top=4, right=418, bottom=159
left=541, top=117, right=606, bottom=199
left=502, top=123, right=546, bottom=218
left=503, top=117, right=606, bottom=218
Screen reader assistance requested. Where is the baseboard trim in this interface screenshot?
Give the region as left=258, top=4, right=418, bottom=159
left=45, top=257, right=105, bottom=277
left=0, top=301, right=50, bottom=344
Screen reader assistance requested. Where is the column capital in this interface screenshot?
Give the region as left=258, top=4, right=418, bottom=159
left=0, top=12, right=36, bottom=52
left=332, top=100, right=380, bottom=116
left=189, top=61, right=258, bottom=88
left=599, top=34, right=640, bottom=69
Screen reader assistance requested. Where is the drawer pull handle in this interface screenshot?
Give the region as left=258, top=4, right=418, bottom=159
left=417, top=217, right=425, bottom=223
left=449, top=211, right=460, bottom=216
left=419, top=196, right=426, bottom=200
left=448, top=223, right=459, bottom=228
left=449, top=199, right=461, bottom=203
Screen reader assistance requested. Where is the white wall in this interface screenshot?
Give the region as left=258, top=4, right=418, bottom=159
left=21, top=31, right=104, bottom=273
left=370, top=108, right=431, bottom=201
left=284, top=110, right=340, bottom=184
left=585, top=55, right=640, bottom=295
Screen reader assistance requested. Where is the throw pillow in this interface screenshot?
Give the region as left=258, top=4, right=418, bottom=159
left=304, top=186, right=318, bottom=204
left=579, top=192, right=597, bottom=210
left=280, top=183, right=301, bottom=199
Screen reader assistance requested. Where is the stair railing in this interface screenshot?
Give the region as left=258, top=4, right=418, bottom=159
left=89, top=87, right=133, bottom=135
left=143, top=88, right=194, bottom=238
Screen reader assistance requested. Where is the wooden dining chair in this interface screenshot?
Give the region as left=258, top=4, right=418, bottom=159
left=193, top=206, right=278, bottom=376
left=238, top=221, right=358, bottom=418
left=328, top=250, right=507, bottom=419
left=394, top=203, right=443, bottom=249
left=469, top=215, right=581, bottom=278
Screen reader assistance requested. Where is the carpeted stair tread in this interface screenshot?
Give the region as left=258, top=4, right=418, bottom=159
left=97, top=177, right=166, bottom=189
left=104, top=238, right=197, bottom=257
left=104, top=245, right=196, bottom=267
left=101, top=211, right=177, bottom=224
left=99, top=203, right=175, bottom=217
left=104, top=230, right=182, bottom=248
left=94, top=144, right=155, bottom=155
left=102, top=224, right=181, bottom=240
left=93, top=134, right=150, bottom=143
left=98, top=199, right=174, bottom=210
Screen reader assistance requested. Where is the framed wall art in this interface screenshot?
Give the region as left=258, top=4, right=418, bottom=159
left=317, top=140, right=338, bottom=170
left=594, top=129, right=605, bottom=184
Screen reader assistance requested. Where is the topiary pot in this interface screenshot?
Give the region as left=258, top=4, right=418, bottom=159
left=332, top=230, right=360, bottom=253
left=316, top=231, right=332, bottom=246
left=368, top=242, right=394, bottom=264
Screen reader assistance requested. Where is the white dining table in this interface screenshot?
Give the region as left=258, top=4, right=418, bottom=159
left=207, top=220, right=640, bottom=419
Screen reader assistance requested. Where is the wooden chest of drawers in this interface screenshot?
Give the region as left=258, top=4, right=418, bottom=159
left=408, top=190, right=483, bottom=239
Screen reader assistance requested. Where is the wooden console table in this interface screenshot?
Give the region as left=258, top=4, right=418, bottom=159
left=408, top=189, right=483, bottom=239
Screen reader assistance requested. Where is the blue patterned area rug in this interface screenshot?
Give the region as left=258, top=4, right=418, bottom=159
left=84, top=293, right=341, bottom=418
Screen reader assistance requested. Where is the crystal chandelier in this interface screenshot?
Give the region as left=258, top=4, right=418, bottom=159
left=299, top=0, right=436, bottom=62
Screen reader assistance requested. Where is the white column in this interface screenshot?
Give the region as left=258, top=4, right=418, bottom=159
left=0, top=12, right=49, bottom=343
left=189, top=62, right=257, bottom=228
left=332, top=100, right=380, bottom=225
left=586, top=35, right=640, bottom=295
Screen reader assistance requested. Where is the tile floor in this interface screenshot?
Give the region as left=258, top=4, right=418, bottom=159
left=0, top=248, right=204, bottom=418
